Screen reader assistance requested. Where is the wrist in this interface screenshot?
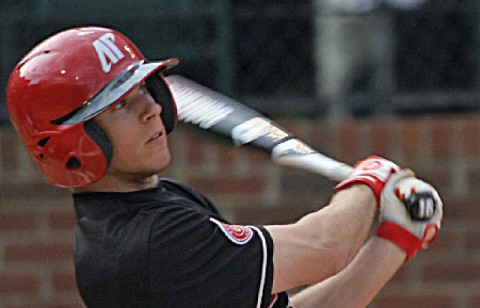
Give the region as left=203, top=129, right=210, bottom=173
left=376, top=221, right=422, bottom=260
left=335, top=175, right=385, bottom=203
left=353, top=183, right=378, bottom=204
left=333, top=184, right=377, bottom=210
left=330, top=184, right=378, bottom=218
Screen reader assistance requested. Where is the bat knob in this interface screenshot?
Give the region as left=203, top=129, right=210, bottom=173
left=404, top=192, right=436, bottom=221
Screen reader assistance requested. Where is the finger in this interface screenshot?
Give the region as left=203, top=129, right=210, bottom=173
left=421, top=224, right=439, bottom=249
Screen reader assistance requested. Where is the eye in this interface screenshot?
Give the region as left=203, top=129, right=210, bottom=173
left=113, top=100, right=126, bottom=110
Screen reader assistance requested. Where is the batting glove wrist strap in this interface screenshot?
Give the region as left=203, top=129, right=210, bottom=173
left=335, top=156, right=400, bottom=205
left=376, top=221, right=423, bottom=260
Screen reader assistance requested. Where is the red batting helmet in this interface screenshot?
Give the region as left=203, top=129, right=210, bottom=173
left=6, top=26, right=179, bottom=188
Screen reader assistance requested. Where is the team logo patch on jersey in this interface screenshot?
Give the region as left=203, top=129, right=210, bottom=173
left=210, top=218, right=254, bottom=245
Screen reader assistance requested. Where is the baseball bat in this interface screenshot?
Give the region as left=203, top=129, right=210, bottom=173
left=166, top=75, right=352, bottom=182
left=165, top=75, right=435, bottom=221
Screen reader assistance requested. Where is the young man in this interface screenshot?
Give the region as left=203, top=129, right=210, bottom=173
left=6, top=26, right=442, bottom=307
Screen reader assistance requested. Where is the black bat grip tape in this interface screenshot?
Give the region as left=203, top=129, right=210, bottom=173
left=403, top=192, right=436, bottom=221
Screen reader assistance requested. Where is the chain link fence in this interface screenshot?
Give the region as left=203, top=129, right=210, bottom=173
left=0, top=0, right=479, bottom=124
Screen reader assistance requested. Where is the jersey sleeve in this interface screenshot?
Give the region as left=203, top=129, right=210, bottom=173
left=146, top=203, right=277, bottom=308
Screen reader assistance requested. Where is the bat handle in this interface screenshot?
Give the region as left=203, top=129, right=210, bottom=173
left=271, top=152, right=354, bottom=182
left=322, top=160, right=354, bottom=182
left=403, top=192, right=437, bottom=221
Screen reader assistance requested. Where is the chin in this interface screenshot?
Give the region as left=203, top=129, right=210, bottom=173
left=155, top=154, right=171, bottom=172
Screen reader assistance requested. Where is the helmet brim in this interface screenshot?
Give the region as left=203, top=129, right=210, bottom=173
left=52, top=58, right=178, bottom=125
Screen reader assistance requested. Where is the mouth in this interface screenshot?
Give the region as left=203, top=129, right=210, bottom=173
left=146, top=130, right=164, bottom=144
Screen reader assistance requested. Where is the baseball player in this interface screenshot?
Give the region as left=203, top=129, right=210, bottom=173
left=6, top=26, right=442, bottom=307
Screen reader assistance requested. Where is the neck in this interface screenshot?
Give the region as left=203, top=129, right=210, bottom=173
left=72, top=174, right=160, bottom=193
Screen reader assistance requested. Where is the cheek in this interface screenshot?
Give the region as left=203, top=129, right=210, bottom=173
left=102, top=123, right=139, bottom=163
left=110, top=136, right=140, bottom=163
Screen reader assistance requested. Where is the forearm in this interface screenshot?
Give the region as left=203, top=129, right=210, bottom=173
left=267, top=184, right=377, bottom=292
left=321, top=184, right=377, bottom=260
left=291, top=236, right=406, bottom=308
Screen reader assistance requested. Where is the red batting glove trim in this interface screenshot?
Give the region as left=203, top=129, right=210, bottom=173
left=335, top=174, right=384, bottom=204
left=376, top=221, right=422, bottom=260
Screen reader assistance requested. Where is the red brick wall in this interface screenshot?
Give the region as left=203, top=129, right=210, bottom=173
left=1, top=114, right=479, bottom=307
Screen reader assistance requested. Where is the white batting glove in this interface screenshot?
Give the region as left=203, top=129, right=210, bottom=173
left=336, top=156, right=400, bottom=205
left=376, top=170, right=443, bottom=260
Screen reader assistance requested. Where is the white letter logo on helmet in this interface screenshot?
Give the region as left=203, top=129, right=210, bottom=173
left=93, top=33, right=125, bottom=73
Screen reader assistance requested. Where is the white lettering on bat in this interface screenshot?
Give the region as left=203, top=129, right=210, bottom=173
left=418, top=197, right=435, bottom=219
left=272, top=139, right=316, bottom=158
left=231, top=117, right=271, bottom=146
left=169, top=83, right=234, bottom=129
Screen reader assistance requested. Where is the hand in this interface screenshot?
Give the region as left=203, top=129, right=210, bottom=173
left=376, top=170, right=443, bottom=260
left=335, top=156, right=400, bottom=204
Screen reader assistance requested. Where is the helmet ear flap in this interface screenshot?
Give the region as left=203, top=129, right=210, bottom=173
left=146, top=73, right=177, bottom=134
left=29, top=125, right=108, bottom=188
left=84, top=121, right=113, bottom=166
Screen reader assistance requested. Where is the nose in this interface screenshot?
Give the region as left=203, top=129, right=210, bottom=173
left=140, top=98, right=162, bottom=123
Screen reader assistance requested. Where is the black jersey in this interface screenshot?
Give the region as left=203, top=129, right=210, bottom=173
left=73, top=179, right=292, bottom=307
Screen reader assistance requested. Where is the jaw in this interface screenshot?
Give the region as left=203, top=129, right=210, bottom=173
left=73, top=153, right=171, bottom=193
